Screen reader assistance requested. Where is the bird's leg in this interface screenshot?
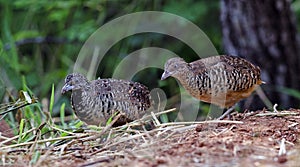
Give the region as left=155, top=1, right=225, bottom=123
left=217, top=104, right=237, bottom=120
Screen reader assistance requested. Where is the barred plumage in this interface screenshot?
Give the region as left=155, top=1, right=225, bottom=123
left=161, top=55, right=263, bottom=108
left=61, top=73, right=151, bottom=126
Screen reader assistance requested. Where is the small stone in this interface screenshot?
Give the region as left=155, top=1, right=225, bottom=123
left=275, top=155, right=288, bottom=163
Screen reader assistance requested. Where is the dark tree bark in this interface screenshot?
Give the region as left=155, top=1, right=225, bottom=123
left=221, top=0, right=300, bottom=109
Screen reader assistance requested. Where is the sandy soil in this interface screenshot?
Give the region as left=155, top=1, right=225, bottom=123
left=2, top=109, right=300, bottom=167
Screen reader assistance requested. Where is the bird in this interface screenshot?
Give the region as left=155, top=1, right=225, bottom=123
left=61, top=73, right=151, bottom=126
left=161, top=55, right=264, bottom=119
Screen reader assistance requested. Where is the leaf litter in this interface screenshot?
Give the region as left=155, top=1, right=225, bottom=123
left=0, top=108, right=300, bottom=167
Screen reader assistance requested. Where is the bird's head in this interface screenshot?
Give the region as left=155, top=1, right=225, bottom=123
left=61, top=73, right=89, bottom=94
left=161, top=57, right=187, bottom=80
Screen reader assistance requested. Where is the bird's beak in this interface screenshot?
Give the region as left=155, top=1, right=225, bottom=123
left=161, top=71, right=171, bottom=80
left=61, top=84, right=74, bottom=94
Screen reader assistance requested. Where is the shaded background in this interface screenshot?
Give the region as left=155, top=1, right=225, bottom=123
left=1, top=0, right=300, bottom=121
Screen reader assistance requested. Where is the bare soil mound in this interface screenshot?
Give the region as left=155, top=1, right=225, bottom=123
left=2, top=109, right=300, bottom=167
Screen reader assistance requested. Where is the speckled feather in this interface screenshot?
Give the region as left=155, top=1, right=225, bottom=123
left=62, top=73, right=151, bottom=126
left=161, top=55, right=263, bottom=108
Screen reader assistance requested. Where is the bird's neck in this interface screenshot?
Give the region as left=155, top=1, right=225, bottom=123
left=70, top=86, right=93, bottom=113
left=173, top=67, right=195, bottom=86
left=71, top=84, right=91, bottom=100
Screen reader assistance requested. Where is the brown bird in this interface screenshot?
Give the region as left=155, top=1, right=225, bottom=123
left=61, top=73, right=151, bottom=126
left=161, top=55, right=263, bottom=119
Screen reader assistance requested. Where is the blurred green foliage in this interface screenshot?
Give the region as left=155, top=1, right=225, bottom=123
left=0, top=0, right=221, bottom=117
left=1, top=0, right=300, bottom=121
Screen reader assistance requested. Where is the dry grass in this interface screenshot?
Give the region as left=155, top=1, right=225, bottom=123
left=1, top=108, right=300, bottom=166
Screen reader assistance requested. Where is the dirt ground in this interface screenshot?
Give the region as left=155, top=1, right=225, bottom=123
left=3, top=109, right=300, bottom=167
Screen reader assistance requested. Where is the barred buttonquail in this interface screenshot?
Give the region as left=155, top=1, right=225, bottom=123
left=61, top=73, right=151, bottom=126
left=161, top=55, right=263, bottom=115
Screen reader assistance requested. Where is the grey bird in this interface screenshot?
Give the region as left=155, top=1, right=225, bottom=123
left=61, top=73, right=151, bottom=126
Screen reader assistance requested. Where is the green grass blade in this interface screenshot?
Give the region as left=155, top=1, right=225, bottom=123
left=18, top=118, right=25, bottom=143
left=278, top=86, right=300, bottom=99
left=74, top=120, right=84, bottom=128
left=21, top=75, right=27, bottom=91
left=49, top=84, right=55, bottom=116
left=60, top=103, right=66, bottom=128
left=30, top=151, right=41, bottom=165
left=21, top=76, right=34, bottom=96
left=106, top=112, right=119, bottom=126
left=160, top=114, right=169, bottom=123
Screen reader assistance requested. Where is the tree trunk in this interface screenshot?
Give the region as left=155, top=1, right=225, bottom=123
left=220, top=0, right=300, bottom=109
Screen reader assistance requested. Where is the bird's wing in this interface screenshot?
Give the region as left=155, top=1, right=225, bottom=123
left=91, top=79, right=123, bottom=101
left=188, top=59, right=208, bottom=75
left=92, top=79, right=150, bottom=103
left=189, top=55, right=259, bottom=75
left=189, top=57, right=235, bottom=76
left=220, top=55, right=259, bottom=72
